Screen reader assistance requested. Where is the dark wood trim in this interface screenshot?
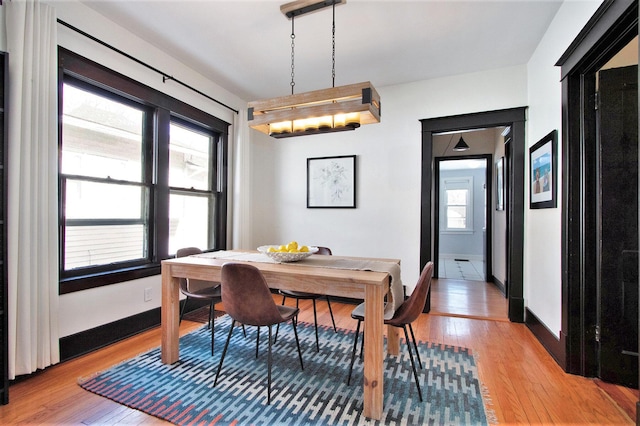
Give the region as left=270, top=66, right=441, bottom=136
left=556, top=0, right=635, bottom=79
left=526, top=307, right=567, bottom=371
left=558, top=0, right=638, bottom=379
left=420, top=107, right=526, bottom=321
left=58, top=299, right=208, bottom=361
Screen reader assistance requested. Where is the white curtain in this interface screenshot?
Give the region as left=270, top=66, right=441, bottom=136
left=6, top=0, right=60, bottom=378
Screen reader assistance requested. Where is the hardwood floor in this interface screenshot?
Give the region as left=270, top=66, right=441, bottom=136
left=430, top=277, right=509, bottom=321
left=0, top=296, right=635, bottom=425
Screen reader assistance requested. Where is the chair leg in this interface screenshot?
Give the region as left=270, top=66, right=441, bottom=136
left=312, top=299, right=319, bottom=352
left=267, top=325, right=273, bottom=405
left=256, top=326, right=260, bottom=359
left=274, top=296, right=287, bottom=344
left=326, top=296, right=337, bottom=332
left=402, top=325, right=423, bottom=402
left=291, top=316, right=304, bottom=370
left=179, top=297, right=189, bottom=325
left=359, top=325, right=364, bottom=361
left=347, top=319, right=361, bottom=386
left=211, top=303, right=216, bottom=356
left=408, top=323, right=422, bottom=369
left=208, top=301, right=214, bottom=330
left=214, top=319, right=236, bottom=387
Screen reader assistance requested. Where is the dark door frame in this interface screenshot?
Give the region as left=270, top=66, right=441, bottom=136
left=420, top=107, right=527, bottom=322
left=433, top=154, right=493, bottom=282
left=556, top=0, right=638, bottom=378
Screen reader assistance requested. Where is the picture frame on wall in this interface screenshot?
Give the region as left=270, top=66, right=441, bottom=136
left=496, top=157, right=504, bottom=211
left=307, top=155, right=356, bottom=208
left=529, top=130, right=557, bottom=209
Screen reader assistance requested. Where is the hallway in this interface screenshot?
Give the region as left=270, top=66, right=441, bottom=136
left=430, top=277, right=509, bottom=321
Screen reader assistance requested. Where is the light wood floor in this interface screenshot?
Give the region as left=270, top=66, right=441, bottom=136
left=0, top=295, right=635, bottom=425
left=430, top=277, right=509, bottom=321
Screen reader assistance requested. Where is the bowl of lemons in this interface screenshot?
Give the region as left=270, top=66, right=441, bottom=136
left=258, top=241, right=318, bottom=262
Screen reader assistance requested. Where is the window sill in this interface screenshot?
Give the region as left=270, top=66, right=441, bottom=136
left=60, top=264, right=161, bottom=294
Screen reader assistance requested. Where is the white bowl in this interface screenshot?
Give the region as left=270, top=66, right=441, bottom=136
left=257, top=245, right=319, bottom=262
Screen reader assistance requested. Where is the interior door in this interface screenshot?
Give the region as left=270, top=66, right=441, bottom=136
left=598, top=64, right=638, bottom=388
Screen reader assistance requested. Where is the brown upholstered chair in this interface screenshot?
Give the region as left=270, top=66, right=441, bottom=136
left=275, top=246, right=336, bottom=351
left=346, top=261, right=434, bottom=402
left=176, top=247, right=222, bottom=356
left=214, top=263, right=304, bottom=405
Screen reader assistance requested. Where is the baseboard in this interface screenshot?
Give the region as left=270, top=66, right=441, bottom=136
left=59, top=299, right=209, bottom=362
left=525, top=307, right=567, bottom=370
left=491, top=276, right=506, bottom=295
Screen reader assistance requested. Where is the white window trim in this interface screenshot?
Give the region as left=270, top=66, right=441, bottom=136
left=441, top=176, right=474, bottom=233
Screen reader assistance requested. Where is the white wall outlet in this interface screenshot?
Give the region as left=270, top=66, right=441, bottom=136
left=144, top=287, right=152, bottom=302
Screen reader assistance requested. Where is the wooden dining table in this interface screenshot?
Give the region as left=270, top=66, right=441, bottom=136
left=160, top=250, right=401, bottom=420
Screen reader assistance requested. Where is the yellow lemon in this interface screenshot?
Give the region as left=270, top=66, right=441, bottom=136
left=267, top=246, right=277, bottom=253
left=299, top=245, right=309, bottom=252
left=278, top=245, right=287, bottom=252
left=287, top=241, right=298, bottom=251
left=289, top=248, right=299, bottom=253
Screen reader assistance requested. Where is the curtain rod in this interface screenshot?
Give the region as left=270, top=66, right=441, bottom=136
left=57, top=19, right=239, bottom=114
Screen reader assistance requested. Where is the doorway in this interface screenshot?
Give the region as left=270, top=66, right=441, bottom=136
left=420, top=107, right=526, bottom=322
left=434, top=156, right=490, bottom=282
left=557, top=0, right=638, bottom=388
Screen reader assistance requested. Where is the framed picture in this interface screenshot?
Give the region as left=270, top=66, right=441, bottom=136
left=529, top=130, right=557, bottom=209
left=307, top=155, right=356, bottom=208
left=496, top=157, right=504, bottom=211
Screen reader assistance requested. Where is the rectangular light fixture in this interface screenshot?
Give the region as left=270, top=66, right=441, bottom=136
left=280, top=0, right=346, bottom=18
left=247, top=81, right=381, bottom=138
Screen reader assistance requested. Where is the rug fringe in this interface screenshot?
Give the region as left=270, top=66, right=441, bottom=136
left=482, top=383, right=499, bottom=425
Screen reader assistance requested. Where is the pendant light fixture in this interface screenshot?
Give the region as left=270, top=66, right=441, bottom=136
left=453, top=136, right=470, bottom=151
left=247, top=0, right=381, bottom=138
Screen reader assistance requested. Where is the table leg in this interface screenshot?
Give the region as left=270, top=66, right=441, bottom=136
left=387, top=325, right=400, bottom=355
left=363, top=283, right=384, bottom=420
left=161, top=263, right=180, bottom=364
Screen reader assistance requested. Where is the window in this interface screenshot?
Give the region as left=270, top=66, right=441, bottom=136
left=59, top=48, right=229, bottom=293
left=443, top=177, right=473, bottom=232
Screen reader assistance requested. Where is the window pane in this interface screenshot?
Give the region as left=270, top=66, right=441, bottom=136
left=64, top=224, right=145, bottom=269
left=169, top=123, right=212, bottom=191
left=62, top=83, right=144, bottom=182
left=169, top=193, right=211, bottom=253
left=65, top=179, right=145, bottom=220
left=447, top=189, right=467, bottom=205
left=447, top=206, right=467, bottom=228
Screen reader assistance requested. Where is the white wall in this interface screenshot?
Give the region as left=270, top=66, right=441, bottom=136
left=524, top=0, right=602, bottom=339
left=247, top=65, right=528, bottom=292
left=44, top=0, right=246, bottom=337
left=5, top=0, right=604, bottom=341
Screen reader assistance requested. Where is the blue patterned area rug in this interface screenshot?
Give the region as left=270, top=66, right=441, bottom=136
left=79, top=316, right=494, bottom=425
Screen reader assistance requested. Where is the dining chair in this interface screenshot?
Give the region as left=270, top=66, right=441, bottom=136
left=275, top=246, right=337, bottom=352
left=214, top=263, right=304, bottom=405
left=176, top=247, right=222, bottom=356
left=346, top=261, right=434, bottom=402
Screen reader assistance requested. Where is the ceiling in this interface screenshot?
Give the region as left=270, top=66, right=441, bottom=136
left=79, top=0, right=570, bottom=102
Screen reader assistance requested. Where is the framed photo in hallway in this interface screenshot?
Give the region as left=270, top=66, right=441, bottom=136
left=496, top=157, right=504, bottom=211
left=307, top=155, right=356, bottom=208
left=529, top=130, right=557, bottom=209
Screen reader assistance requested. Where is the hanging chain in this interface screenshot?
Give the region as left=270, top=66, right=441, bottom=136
left=290, top=15, right=296, bottom=95
left=332, top=0, right=336, bottom=88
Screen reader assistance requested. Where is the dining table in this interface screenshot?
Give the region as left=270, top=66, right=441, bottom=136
left=160, top=249, right=402, bottom=420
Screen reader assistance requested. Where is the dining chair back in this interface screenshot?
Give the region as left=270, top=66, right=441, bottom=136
left=347, top=261, right=434, bottom=401
left=214, top=263, right=304, bottom=404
